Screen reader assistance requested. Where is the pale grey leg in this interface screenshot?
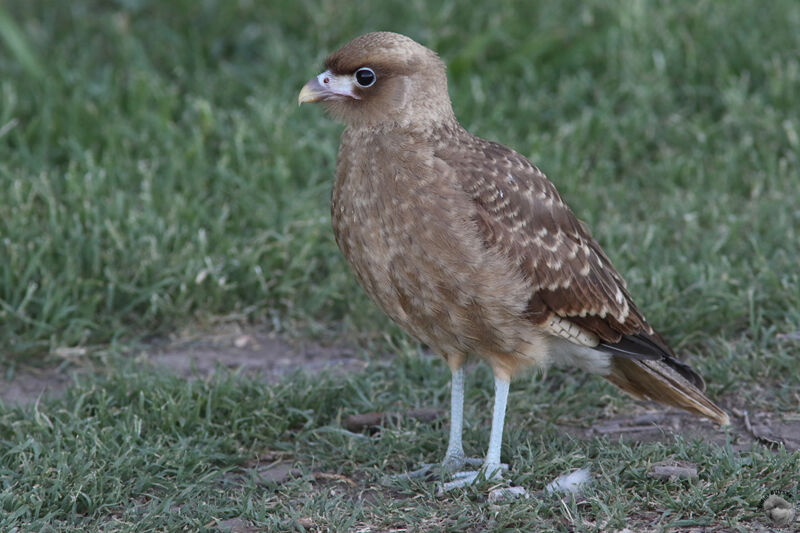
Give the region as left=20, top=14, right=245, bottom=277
left=396, top=365, right=479, bottom=481
left=441, top=375, right=510, bottom=491
left=441, top=366, right=468, bottom=470
left=483, top=375, right=509, bottom=475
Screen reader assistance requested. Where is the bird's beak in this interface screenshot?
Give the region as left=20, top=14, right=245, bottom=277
left=298, top=70, right=360, bottom=105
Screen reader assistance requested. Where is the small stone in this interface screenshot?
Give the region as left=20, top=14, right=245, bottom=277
left=764, top=495, right=796, bottom=527
left=488, top=485, right=529, bottom=503
left=296, top=517, right=315, bottom=528
left=234, top=335, right=254, bottom=348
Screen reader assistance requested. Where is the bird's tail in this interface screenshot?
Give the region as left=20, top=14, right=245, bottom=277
left=604, top=357, right=730, bottom=426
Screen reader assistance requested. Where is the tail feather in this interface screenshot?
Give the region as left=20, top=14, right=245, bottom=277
left=605, top=357, right=730, bottom=426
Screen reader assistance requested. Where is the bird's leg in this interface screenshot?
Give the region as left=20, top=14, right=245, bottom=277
left=441, top=365, right=483, bottom=473
left=392, top=357, right=478, bottom=482
left=442, top=364, right=465, bottom=468
left=441, top=374, right=510, bottom=491
left=483, top=375, right=509, bottom=477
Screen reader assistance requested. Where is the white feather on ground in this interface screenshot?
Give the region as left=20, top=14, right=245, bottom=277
left=544, top=467, right=591, bottom=495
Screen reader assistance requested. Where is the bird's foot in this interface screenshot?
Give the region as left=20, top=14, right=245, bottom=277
left=438, top=466, right=590, bottom=499
left=388, top=454, right=484, bottom=483
left=438, top=462, right=508, bottom=493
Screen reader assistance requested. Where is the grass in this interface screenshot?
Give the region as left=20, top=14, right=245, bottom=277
left=1, top=355, right=798, bottom=531
left=0, top=0, right=798, bottom=530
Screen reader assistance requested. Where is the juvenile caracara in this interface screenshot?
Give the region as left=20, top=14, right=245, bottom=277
left=299, top=32, right=728, bottom=490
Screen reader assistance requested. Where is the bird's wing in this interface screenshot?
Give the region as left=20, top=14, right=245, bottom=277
left=439, top=134, right=669, bottom=358
left=441, top=135, right=725, bottom=417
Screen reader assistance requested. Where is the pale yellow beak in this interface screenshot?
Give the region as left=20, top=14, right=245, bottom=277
left=298, top=77, right=327, bottom=105
left=298, top=70, right=360, bottom=105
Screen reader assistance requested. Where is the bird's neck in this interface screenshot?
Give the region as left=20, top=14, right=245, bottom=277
left=345, top=113, right=461, bottom=138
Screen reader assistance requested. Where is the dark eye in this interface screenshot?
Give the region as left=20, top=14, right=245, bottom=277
left=354, top=67, right=376, bottom=87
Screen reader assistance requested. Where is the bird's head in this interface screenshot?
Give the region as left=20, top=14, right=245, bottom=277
left=298, top=32, right=454, bottom=129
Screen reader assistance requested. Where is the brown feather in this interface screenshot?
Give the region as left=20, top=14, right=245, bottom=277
left=605, top=358, right=730, bottom=425
left=436, top=132, right=649, bottom=341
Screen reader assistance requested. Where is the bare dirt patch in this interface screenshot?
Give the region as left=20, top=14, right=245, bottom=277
left=0, top=324, right=369, bottom=406
left=140, top=325, right=369, bottom=383
left=0, top=366, right=71, bottom=406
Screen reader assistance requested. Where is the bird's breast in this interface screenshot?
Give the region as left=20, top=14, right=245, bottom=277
left=329, top=130, right=544, bottom=364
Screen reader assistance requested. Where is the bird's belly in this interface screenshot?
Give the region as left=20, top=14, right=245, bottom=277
left=332, top=201, right=548, bottom=369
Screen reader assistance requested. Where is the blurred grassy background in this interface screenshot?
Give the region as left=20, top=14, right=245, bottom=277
left=1, top=2, right=799, bottom=530
left=0, top=1, right=800, bottom=360
left=1, top=0, right=799, bottom=366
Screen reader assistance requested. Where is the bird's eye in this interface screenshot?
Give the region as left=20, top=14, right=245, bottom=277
left=354, top=67, right=376, bottom=88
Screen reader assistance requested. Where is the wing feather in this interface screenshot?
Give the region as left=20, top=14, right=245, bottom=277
left=439, top=134, right=648, bottom=345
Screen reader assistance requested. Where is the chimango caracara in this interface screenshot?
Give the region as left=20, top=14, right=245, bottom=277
left=298, top=32, right=729, bottom=489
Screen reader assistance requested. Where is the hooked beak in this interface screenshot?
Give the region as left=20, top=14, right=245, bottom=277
left=298, top=70, right=360, bottom=105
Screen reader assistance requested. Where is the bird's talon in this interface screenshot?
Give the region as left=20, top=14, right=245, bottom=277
left=439, top=472, right=479, bottom=492
left=443, top=463, right=508, bottom=489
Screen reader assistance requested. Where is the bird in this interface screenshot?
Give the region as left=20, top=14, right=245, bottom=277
left=298, top=31, right=729, bottom=490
